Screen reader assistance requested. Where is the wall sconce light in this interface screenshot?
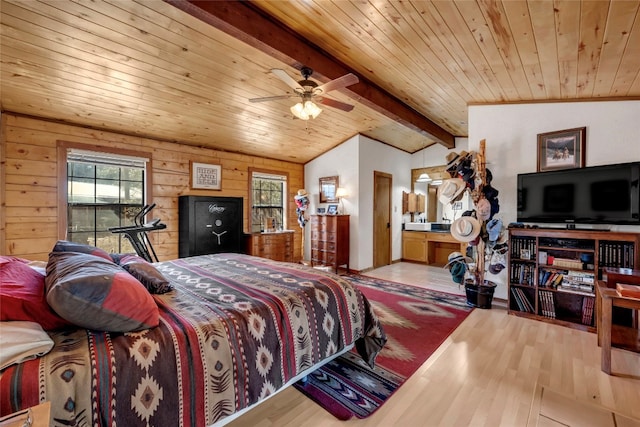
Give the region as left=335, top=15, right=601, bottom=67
left=336, top=187, right=348, bottom=214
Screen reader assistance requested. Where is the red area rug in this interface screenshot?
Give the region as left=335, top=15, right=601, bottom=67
left=294, top=274, right=473, bottom=419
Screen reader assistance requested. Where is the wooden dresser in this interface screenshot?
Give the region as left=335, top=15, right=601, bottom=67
left=248, top=231, right=294, bottom=262
left=310, top=215, right=349, bottom=273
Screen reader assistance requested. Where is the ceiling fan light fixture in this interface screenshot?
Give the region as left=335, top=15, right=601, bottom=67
left=304, top=100, right=322, bottom=118
left=290, top=100, right=322, bottom=120
left=290, top=102, right=309, bottom=120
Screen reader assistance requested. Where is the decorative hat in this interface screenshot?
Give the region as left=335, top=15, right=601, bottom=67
left=489, top=250, right=506, bottom=274
left=295, top=189, right=308, bottom=200
left=438, top=178, right=466, bottom=205
left=485, top=168, right=493, bottom=184
left=444, top=251, right=473, bottom=268
left=445, top=152, right=460, bottom=171
left=483, top=184, right=499, bottom=200
left=449, top=262, right=466, bottom=284
left=486, top=218, right=503, bottom=242
left=476, top=198, right=491, bottom=221
left=450, top=216, right=481, bottom=242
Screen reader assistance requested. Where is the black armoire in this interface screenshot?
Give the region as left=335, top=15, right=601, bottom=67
left=178, top=196, right=243, bottom=257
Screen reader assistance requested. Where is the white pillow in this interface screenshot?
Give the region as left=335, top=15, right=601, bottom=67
left=0, top=321, right=54, bottom=370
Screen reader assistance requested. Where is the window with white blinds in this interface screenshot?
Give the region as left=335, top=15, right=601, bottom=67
left=251, top=171, right=287, bottom=233
left=66, top=148, right=148, bottom=253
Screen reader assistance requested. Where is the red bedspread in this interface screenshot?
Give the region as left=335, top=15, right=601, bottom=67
left=0, top=253, right=385, bottom=426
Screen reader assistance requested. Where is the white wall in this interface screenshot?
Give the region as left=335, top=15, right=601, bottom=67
left=304, top=134, right=412, bottom=271
left=463, top=100, right=640, bottom=299
left=357, top=135, right=413, bottom=268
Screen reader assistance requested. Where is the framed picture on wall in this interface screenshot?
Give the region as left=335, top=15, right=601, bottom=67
left=191, top=162, right=222, bottom=190
left=327, top=204, right=338, bottom=215
left=537, top=127, right=586, bottom=172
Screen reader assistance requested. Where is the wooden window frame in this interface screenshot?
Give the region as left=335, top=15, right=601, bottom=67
left=56, top=141, right=153, bottom=241
left=248, top=167, right=289, bottom=233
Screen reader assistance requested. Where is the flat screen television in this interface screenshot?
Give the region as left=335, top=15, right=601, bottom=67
left=517, top=161, right=640, bottom=225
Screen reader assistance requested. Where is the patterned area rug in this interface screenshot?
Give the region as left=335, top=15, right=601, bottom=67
left=293, top=274, right=473, bottom=419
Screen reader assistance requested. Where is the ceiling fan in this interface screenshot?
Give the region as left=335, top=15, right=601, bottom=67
left=249, top=66, right=359, bottom=120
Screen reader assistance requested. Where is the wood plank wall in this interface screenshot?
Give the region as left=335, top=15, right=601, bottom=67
left=1, top=113, right=305, bottom=261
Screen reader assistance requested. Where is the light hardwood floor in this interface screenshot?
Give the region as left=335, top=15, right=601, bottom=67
left=228, top=262, right=640, bottom=427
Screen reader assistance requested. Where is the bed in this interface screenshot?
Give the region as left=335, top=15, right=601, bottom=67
left=0, top=249, right=386, bottom=426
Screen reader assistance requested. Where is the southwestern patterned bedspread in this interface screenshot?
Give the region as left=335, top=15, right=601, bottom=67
left=0, top=253, right=386, bottom=426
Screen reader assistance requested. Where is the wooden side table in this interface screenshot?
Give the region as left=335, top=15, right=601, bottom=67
left=596, top=280, right=640, bottom=374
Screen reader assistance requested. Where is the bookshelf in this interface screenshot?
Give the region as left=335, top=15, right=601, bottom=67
left=507, top=228, right=640, bottom=331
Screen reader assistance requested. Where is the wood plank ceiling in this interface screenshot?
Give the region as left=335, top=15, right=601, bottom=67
left=1, top=0, right=639, bottom=164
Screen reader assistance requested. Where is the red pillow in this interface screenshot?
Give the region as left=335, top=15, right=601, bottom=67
left=0, top=260, right=73, bottom=330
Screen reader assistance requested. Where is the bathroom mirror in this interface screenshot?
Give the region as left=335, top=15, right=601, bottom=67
left=411, top=165, right=472, bottom=223
left=411, top=165, right=447, bottom=222
left=319, top=176, right=339, bottom=203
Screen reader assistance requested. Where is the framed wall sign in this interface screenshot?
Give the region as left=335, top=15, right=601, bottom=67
left=537, top=127, right=586, bottom=172
left=191, top=162, right=222, bottom=190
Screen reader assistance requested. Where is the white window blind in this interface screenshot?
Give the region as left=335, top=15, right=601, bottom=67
left=67, top=148, right=148, bottom=168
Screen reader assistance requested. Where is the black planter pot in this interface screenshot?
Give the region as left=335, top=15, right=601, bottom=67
left=464, top=279, right=497, bottom=309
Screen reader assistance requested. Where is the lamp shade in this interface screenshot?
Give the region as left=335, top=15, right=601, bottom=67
left=290, top=100, right=322, bottom=120
left=416, top=173, right=432, bottom=182
left=335, top=187, right=348, bottom=198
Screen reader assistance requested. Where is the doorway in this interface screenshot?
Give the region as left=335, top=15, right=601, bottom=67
left=373, top=171, right=392, bottom=268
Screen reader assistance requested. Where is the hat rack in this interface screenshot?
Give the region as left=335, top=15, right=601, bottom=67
left=473, top=139, right=488, bottom=284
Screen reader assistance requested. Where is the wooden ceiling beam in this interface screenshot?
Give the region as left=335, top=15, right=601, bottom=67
left=166, top=0, right=455, bottom=148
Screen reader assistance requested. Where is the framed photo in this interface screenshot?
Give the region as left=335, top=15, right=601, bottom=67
left=537, top=127, right=586, bottom=172
left=319, top=176, right=339, bottom=203
left=520, top=248, right=531, bottom=260
left=191, top=162, right=221, bottom=190
left=316, top=207, right=326, bottom=214
left=327, top=204, right=338, bottom=215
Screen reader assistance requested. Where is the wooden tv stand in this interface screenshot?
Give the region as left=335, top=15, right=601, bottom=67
left=507, top=228, right=640, bottom=332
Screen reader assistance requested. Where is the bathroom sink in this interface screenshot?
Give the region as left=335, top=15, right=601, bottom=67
left=405, top=222, right=451, bottom=232
left=405, top=222, right=430, bottom=231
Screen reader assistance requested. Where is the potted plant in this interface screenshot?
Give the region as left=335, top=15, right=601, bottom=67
left=442, top=140, right=506, bottom=308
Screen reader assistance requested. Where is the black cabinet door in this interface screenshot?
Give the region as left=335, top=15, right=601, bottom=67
left=179, top=196, right=243, bottom=257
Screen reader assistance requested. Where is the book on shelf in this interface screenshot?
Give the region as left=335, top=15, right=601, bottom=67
left=539, top=270, right=565, bottom=288
left=581, top=297, right=594, bottom=325
left=538, top=290, right=556, bottom=319
left=511, top=287, right=534, bottom=313
left=511, top=288, right=525, bottom=312
left=600, top=241, right=636, bottom=269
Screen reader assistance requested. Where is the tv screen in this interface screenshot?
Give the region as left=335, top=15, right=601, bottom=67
left=517, top=162, right=640, bottom=225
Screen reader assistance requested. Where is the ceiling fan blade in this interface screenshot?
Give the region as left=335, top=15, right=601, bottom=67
left=271, top=68, right=304, bottom=92
left=249, top=95, right=293, bottom=103
left=317, top=97, right=355, bottom=112
left=314, top=73, right=359, bottom=95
